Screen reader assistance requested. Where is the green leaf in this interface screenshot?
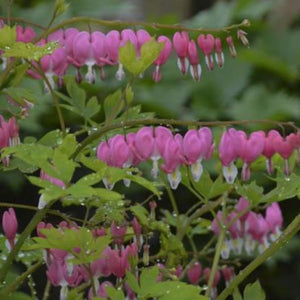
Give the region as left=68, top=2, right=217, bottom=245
left=126, top=271, right=141, bottom=293
left=243, top=280, right=266, bottom=300
left=52, top=149, right=76, bottom=183
left=104, top=89, right=123, bottom=123
left=119, top=39, right=163, bottom=76
left=233, top=288, right=243, bottom=300
left=89, top=200, right=125, bottom=223
left=66, top=77, right=86, bottom=111
left=38, top=130, right=63, bottom=147
left=130, top=205, right=149, bottom=226
left=139, top=39, right=164, bottom=73
left=81, top=156, right=160, bottom=196
left=83, top=96, right=101, bottom=119
left=106, top=286, right=125, bottom=300
left=54, top=0, right=70, bottom=16
left=0, top=25, right=16, bottom=48
left=235, top=181, right=264, bottom=206
left=125, top=85, right=134, bottom=105
left=28, top=228, right=110, bottom=264
left=2, top=143, right=53, bottom=168
left=3, top=41, right=59, bottom=61
left=7, top=292, right=33, bottom=300
left=182, top=170, right=228, bottom=200
left=9, top=63, right=30, bottom=87
left=67, top=289, right=84, bottom=300
left=138, top=267, right=205, bottom=299
left=4, top=87, right=37, bottom=106
left=153, top=282, right=205, bottom=300
left=139, top=266, right=160, bottom=296
left=261, top=173, right=300, bottom=203
left=57, top=134, right=78, bottom=157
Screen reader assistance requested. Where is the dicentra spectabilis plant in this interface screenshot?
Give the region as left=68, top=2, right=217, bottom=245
left=0, top=0, right=299, bottom=299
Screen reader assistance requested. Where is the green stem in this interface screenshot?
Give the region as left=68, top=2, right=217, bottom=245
left=0, top=260, right=42, bottom=296
left=43, top=17, right=250, bottom=38
left=217, top=213, right=300, bottom=300
left=164, top=179, right=179, bottom=216
left=177, top=195, right=224, bottom=240
left=26, top=60, right=66, bottom=136
left=71, top=118, right=298, bottom=159
left=0, top=16, right=46, bottom=29
left=205, top=225, right=226, bottom=297
left=42, top=280, right=51, bottom=300
left=0, top=202, right=54, bottom=283
left=0, top=202, right=84, bottom=224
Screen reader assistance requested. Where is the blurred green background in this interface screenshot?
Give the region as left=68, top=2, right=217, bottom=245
left=0, top=0, right=300, bottom=299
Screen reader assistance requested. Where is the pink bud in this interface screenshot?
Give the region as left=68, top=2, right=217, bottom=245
left=237, top=30, right=249, bottom=47
left=235, top=197, right=250, bottom=222
left=16, top=25, right=36, bottom=42
left=46, top=260, right=66, bottom=286
left=105, top=30, right=121, bottom=64
left=226, top=36, right=237, bottom=57
left=134, top=127, right=155, bottom=161
left=97, top=141, right=111, bottom=165
left=187, top=40, right=201, bottom=81
left=187, top=261, right=202, bottom=284
left=132, top=217, right=142, bottom=236
left=222, top=267, right=235, bottom=285
left=263, top=130, right=281, bottom=174
left=219, top=128, right=239, bottom=184
left=2, top=208, right=18, bottom=242
left=110, top=221, right=127, bottom=245
left=203, top=267, right=221, bottom=287
left=197, top=34, right=215, bottom=70
left=109, top=134, right=130, bottom=168
left=153, top=36, right=172, bottom=82
left=173, top=31, right=189, bottom=75
left=214, top=37, right=224, bottom=68
left=265, top=202, right=283, bottom=234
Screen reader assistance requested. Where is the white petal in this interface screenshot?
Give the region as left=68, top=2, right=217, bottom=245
left=222, top=163, right=238, bottom=184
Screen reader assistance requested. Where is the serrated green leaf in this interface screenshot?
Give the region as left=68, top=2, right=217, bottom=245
left=139, top=39, right=164, bottom=73
left=83, top=96, right=101, bottom=119
left=106, top=286, right=125, bottom=300
left=28, top=228, right=110, bottom=264
left=119, top=39, right=163, bottom=76
left=57, top=134, right=78, bottom=157
left=0, top=25, right=16, bottom=48
left=38, top=130, right=63, bottom=147
left=3, top=41, right=59, bottom=61
left=66, top=77, right=86, bottom=111
left=126, top=271, right=141, bottom=293
left=233, top=288, right=243, bottom=300
left=104, top=89, right=123, bottom=123
left=125, top=85, right=134, bottom=105
left=130, top=205, right=149, bottom=226
left=52, top=149, right=76, bottom=183
left=235, top=181, right=264, bottom=205
left=67, top=289, right=84, bottom=300
left=139, top=266, right=160, bottom=296
left=76, top=173, right=104, bottom=186
left=244, top=280, right=266, bottom=300
left=4, top=87, right=37, bottom=106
